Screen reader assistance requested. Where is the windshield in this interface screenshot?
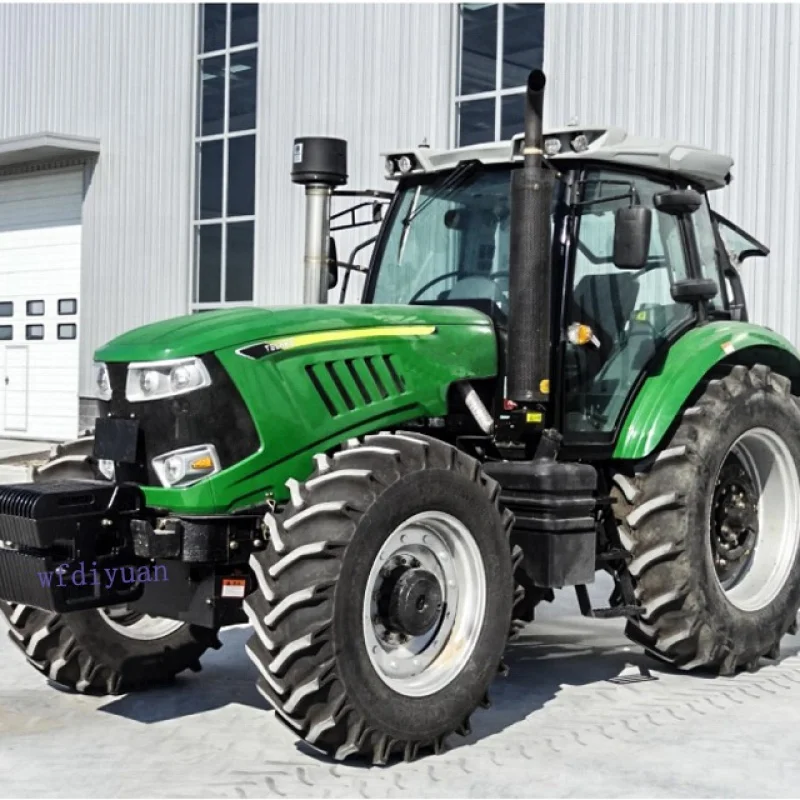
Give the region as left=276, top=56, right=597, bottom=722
left=369, top=168, right=520, bottom=315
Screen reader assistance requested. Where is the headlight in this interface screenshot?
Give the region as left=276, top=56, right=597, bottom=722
left=94, top=362, right=112, bottom=401
left=152, top=444, right=221, bottom=488
left=125, top=357, right=211, bottom=403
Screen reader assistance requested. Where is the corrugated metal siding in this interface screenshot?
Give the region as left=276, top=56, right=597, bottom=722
left=544, top=3, right=800, bottom=347
left=0, top=3, right=195, bottom=396
left=254, top=3, right=455, bottom=305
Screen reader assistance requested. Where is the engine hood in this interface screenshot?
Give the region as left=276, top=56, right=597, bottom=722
left=95, top=304, right=493, bottom=363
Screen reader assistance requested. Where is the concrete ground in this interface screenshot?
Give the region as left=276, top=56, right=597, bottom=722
left=2, top=575, right=800, bottom=798
left=0, top=438, right=53, bottom=483
left=0, top=438, right=52, bottom=462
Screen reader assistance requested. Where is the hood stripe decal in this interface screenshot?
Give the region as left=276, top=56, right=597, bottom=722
left=236, top=325, right=436, bottom=360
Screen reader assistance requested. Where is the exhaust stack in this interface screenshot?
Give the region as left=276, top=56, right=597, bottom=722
left=506, top=70, right=554, bottom=404
left=291, top=137, right=348, bottom=304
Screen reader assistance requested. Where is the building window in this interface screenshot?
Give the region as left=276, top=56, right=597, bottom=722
left=27, top=300, right=44, bottom=316
left=58, top=324, right=77, bottom=340
left=26, top=325, right=44, bottom=341
left=0, top=302, right=12, bottom=317
left=58, top=298, right=77, bottom=315
left=0, top=326, right=11, bottom=340
left=456, top=3, right=545, bottom=146
left=193, top=3, right=258, bottom=309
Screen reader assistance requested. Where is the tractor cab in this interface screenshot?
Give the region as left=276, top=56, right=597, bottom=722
left=315, top=119, right=769, bottom=454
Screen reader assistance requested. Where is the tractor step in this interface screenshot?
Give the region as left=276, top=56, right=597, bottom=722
left=591, top=605, right=644, bottom=619
left=574, top=584, right=643, bottom=619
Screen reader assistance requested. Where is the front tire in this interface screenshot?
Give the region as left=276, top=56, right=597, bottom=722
left=614, top=364, right=800, bottom=674
left=244, top=432, right=515, bottom=763
left=0, top=601, right=220, bottom=693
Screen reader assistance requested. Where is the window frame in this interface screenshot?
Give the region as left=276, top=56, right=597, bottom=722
left=192, top=3, right=259, bottom=310
left=57, top=298, right=77, bottom=316
left=686, top=194, right=731, bottom=317
left=25, top=324, right=45, bottom=341
left=57, top=323, right=77, bottom=340
left=454, top=3, right=545, bottom=146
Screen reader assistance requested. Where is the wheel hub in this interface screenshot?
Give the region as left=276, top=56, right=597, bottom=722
left=712, top=458, right=759, bottom=588
left=707, top=427, right=800, bottom=612
left=362, top=511, right=486, bottom=698
left=387, top=567, right=443, bottom=636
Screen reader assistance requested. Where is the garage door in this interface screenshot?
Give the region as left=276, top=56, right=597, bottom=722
left=0, top=170, right=82, bottom=441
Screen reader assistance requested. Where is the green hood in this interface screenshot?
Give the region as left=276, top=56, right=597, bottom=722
left=95, top=304, right=492, bottom=362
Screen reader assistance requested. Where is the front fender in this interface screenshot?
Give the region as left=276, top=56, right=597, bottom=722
left=614, top=321, right=800, bottom=460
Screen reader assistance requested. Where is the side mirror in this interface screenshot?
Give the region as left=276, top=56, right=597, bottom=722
left=613, top=206, right=652, bottom=270
left=327, top=237, right=339, bottom=289
left=671, top=278, right=718, bottom=303
left=654, top=189, right=703, bottom=216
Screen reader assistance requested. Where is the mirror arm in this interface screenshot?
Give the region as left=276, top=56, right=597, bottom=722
left=338, top=234, right=379, bottom=303
left=329, top=194, right=391, bottom=232
left=333, top=189, right=394, bottom=200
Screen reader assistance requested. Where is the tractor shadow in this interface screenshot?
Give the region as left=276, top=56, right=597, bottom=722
left=97, top=615, right=641, bottom=736
left=293, top=616, right=657, bottom=768
left=97, top=600, right=800, bottom=764
left=98, top=624, right=264, bottom=723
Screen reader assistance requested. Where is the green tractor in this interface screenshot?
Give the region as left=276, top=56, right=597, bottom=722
left=2, top=70, right=800, bottom=763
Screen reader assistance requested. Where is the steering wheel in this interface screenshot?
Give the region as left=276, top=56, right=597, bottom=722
left=408, top=270, right=461, bottom=303
left=408, top=271, right=510, bottom=304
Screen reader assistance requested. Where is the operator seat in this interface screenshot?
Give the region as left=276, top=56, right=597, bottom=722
left=571, top=272, right=641, bottom=354
left=565, top=272, right=641, bottom=396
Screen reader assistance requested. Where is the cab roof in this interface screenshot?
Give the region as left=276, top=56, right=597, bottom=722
left=384, top=126, right=734, bottom=191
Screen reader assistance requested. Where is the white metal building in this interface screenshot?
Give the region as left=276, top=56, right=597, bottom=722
left=0, top=2, right=795, bottom=440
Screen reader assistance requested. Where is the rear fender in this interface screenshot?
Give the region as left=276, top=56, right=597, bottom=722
left=614, top=322, right=800, bottom=460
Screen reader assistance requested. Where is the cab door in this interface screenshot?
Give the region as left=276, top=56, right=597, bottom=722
left=562, top=168, right=695, bottom=445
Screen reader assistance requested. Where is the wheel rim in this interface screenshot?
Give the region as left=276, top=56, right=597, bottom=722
left=710, top=427, right=800, bottom=612
left=97, top=606, right=185, bottom=641
left=362, top=511, right=486, bottom=698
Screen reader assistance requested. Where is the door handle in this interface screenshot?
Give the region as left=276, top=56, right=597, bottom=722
left=3, top=376, right=8, bottom=386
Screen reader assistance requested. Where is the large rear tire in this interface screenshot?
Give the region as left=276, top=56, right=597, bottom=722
left=613, top=364, right=800, bottom=674
left=0, top=442, right=221, bottom=694
left=244, top=432, right=515, bottom=763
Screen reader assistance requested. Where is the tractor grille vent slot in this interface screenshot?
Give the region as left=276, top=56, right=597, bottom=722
left=305, top=355, right=406, bottom=417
